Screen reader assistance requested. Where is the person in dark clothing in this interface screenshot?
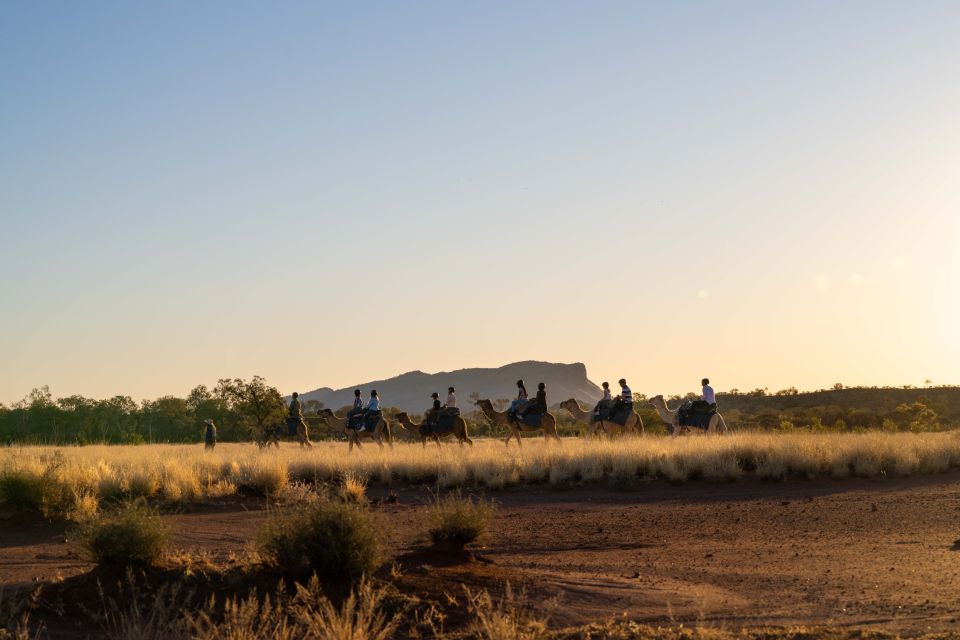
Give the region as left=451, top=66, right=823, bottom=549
left=518, top=383, right=547, bottom=419
left=203, top=419, right=217, bottom=449
left=426, top=392, right=442, bottom=427
left=346, top=389, right=364, bottom=427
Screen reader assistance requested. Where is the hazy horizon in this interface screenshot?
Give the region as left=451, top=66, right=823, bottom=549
left=2, top=1, right=958, bottom=405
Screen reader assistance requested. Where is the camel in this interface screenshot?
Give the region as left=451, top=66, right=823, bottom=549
left=559, top=398, right=644, bottom=437
left=317, top=408, right=395, bottom=451
left=474, top=399, right=561, bottom=445
left=394, top=411, right=473, bottom=447
left=649, top=395, right=729, bottom=436
left=252, top=419, right=311, bottom=449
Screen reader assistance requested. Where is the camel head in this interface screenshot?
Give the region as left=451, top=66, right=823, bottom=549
left=395, top=411, right=409, bottom=423
left=474, top=398, right=492, bottom=410
left=316, top=408, right=334, bottom=425
left=559, top=398, right=579, bottom=412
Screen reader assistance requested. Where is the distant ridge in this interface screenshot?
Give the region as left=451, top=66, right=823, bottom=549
left=299, top=361, right=603, bottom=413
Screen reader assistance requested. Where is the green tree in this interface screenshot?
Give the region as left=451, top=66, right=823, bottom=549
left=215, top=376, right=287, bottom=441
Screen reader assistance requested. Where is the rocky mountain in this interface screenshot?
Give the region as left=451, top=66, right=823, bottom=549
left=298, top=361, right=603, bottom=413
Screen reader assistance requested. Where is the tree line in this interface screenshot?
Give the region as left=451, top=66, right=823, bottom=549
left=1, top=379, right=957, bottom=445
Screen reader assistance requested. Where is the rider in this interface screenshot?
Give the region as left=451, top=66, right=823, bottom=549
left=508, top=380, right=528, bottom=420
left=610, top=378, right=633, bottom=416
left=594, top=381, right=614, bottom=419
left=445, top=386, right=457, bottom=409
left=347, top=389, right=364, bottom=427
left=358, top=390, right=380, bottom=432
left=426, top=392, right=442, bottom=427
left=518, top=382, right=547, bottom=420
left=692, top=378, right=717, bottom=413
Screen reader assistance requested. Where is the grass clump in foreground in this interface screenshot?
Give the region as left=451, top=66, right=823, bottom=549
left=76, top=502, right=169, bottom=568
left=429, top=493, right=496, bottom=550
left=258, top=500, right=381, bottom=582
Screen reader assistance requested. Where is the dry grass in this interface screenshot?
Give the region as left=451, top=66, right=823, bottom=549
left=2, top=431, right=960, bottom=510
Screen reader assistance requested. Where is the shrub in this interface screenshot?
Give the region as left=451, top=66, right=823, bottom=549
left=337, top=473, right=368, bottom=505
left=428, top=494, right=495, bottom=549
left=76, top=502, right=169, bottom=568
left=0, top=470, right=46, bottom=514
left=0, top=469, right=73, bottom=520
left=258, top=500, right=381, bottom=582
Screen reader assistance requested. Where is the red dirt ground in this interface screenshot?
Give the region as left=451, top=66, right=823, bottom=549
left=2, top=473, right=960, bottom=637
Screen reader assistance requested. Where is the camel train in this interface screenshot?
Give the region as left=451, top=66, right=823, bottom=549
left=269, top=377, right=726, bottom=449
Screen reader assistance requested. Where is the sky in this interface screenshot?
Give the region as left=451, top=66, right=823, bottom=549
left=1, top=1, right=959, bottom=404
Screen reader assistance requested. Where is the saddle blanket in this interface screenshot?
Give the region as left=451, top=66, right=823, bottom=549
left=678, top=407, right=715, bottom=430
left=517, top=413, right=543, bottom=428
left=598, top=408, right=632, bottom=427
left=348, top=411, right=382, bottom=430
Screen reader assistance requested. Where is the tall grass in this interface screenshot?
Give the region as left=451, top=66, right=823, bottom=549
left=2, top=431, right=960, bottom=509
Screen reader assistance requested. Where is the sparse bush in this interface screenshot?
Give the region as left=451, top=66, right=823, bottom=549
left=77, top=502, right=169, bottom=568
left=258, top=500, right=381, bottom=582
left=428, top=494, right=495, bottom=549
left=466, top=584, right=549, bottom=640
left=338, top=473, right=368, bottom=505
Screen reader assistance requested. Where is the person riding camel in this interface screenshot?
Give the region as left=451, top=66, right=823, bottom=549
left=518, top=382, right=547, bottom=421
left=594, top=381, right=614, bottom=419
left=358, top=390, right=380, bottom=432
left=692, top=378, right=717, bottom=413
left=610, top=378, right=633, bottom=416
left=346, top=389, right=364, bottom=428
left=426, top=392, right=442, bottom=427
left=446, top=386, right=457, bottom=409
left=508, top=380, right=528, bottom=420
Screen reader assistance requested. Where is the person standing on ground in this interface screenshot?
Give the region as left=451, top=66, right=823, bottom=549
left=288, top=392, right=312, bottom=447
left=203, top=419, right=217, bottom=449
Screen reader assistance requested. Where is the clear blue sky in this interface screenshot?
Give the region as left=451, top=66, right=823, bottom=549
left=2, top=1, right=959, bottom=403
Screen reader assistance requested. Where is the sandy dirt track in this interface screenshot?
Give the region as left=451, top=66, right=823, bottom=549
left=2, top=473, right=959, bottom=636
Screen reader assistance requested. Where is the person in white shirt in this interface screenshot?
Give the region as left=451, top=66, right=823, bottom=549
left=358, top=390, right=381, bottom=432
left=446, top=387, right=457, bottom=408
left=701, top=378, right=716, bottom=407
left=690, top=378, right=717, bottom=416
